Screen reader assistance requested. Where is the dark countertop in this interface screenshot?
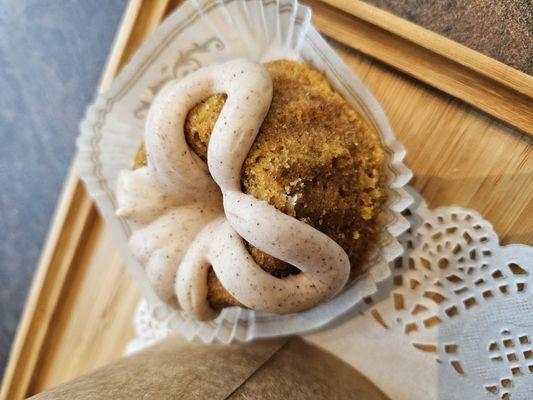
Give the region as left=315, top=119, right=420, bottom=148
left=0, top=0, right=530, bottom=379
left=365, top=0, right=533, bottom=75
left=0, top=0, right=127, bottom=376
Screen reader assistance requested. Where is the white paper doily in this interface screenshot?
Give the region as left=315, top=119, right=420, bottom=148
left=128, top=188, right=533, bottom=400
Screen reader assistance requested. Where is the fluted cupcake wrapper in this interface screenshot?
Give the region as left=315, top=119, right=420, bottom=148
left=77, top=0, right=413, bottom=343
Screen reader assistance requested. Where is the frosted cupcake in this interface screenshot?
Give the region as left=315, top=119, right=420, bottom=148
left=116, top=59, right=385, bottom=320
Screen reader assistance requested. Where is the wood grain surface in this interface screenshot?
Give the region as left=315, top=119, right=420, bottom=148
left=1, top=0, right=532, bottom=398
left=309, top=0, right=533, bottom=135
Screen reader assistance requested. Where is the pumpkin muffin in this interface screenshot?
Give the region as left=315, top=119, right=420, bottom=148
left=133, top=60, right=386, bottom=309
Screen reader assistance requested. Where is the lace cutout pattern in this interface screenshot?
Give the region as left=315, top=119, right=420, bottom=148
left=307, top=191, right=533, bottom=399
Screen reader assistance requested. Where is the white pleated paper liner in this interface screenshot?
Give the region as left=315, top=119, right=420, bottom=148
left=77, top=0, right=413, bottom=343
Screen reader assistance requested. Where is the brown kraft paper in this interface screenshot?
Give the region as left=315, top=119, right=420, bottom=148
left=30, top=337, right=390, bottom=400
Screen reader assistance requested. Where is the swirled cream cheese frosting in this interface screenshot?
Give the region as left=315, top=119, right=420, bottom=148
left=117, top=59, right=386, bottom=320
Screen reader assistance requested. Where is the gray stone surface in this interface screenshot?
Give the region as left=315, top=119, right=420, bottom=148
left=0, top=0, right=127, bottom=376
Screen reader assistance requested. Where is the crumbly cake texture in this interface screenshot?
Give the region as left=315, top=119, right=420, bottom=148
left=134, top=60, right=386, bottom=309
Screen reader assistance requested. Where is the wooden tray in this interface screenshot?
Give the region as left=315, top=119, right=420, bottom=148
left=2, top=1, right=532, bottom=398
